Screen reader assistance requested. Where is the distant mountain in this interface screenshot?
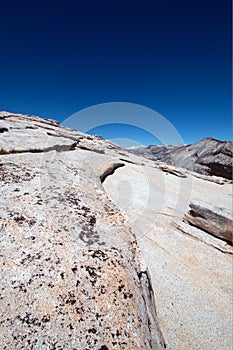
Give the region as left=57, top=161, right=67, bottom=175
left=127, top=137, right=233, bottom=180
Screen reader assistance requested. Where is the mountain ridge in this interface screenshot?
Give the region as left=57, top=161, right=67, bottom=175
left=127, top=136, right=233, bottom=180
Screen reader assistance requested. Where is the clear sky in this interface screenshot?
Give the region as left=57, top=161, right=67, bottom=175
left=0, top=0, right=231, bottom=145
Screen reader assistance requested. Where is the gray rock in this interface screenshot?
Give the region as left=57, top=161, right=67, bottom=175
left=127, top=137, right=233, bottom=180
left=185, top=199, right=233, bottom=245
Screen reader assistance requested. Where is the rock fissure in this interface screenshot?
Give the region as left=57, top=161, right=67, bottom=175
left=99, top=162, right=125, bottom=183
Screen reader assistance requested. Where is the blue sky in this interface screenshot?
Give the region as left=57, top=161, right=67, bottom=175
left=0, top=0, right=231, bottom=145
left=88, top=124, right=161, bottom=147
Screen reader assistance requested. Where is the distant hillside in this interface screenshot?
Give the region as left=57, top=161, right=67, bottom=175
left=127, top=137, right=233, bottom=180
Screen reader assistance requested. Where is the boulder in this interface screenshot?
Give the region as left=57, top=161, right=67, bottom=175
left=185, top=199, right=233, bottom=245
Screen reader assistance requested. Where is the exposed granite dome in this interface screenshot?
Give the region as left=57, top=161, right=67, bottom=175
left=0, top=112, right=232, bottom=350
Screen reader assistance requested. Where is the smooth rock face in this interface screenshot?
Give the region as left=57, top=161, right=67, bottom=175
left=0, top=111, right=232, bottom=350
left=103, top=155, right=232, bottom=350
left=0, top=113, right=165, bottom=350
left=185, top=199, right=233, bottom=245
left=127, top=137, right=233, bottom=180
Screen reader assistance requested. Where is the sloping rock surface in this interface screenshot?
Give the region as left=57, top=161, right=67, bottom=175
left=102, top=153, right=232, bottom=350
left=0, top=112, right=165, bottom=350
left=127, top=137, right=233, bottom=180
left=0, top=112, right=232, bottom=350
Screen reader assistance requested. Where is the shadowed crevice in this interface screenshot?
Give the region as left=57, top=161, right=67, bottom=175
left=99, top=162, right=125, bottom=183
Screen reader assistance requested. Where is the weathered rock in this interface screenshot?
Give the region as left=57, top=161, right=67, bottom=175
left=0, top=112, right=165, bottom=349
left=174, top=220, right=233, bottom=254
left=0, top=111, right=232, bottom=350
left=127, top=137, right=233, bottom=180
left=157, top=164, right=187, bottom=178
left=184, top=199, right=233, bottom=245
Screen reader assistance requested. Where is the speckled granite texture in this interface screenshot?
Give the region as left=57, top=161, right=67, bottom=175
left=0, top=113, right=165, bottom=350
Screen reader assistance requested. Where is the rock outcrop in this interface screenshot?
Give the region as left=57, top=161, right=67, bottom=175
left=184, top=199, right=233, bottom=245
left=0, top=111, right=232, bottom=350
left=0, top=112, right=165, bottom=349
left=127, top=137, right=233, bottom=180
